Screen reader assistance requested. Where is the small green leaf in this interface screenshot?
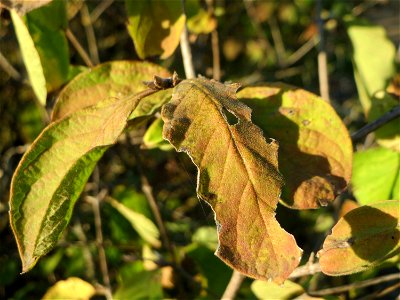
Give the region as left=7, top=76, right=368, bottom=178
left=318, top=200, right=400, bottom=276
left=26, top=0, right=70, bottom=92
left=347, top=20, right=396, bottom=113
left=162, top=78, right=302, bottom=283
left=251, top=279, right=304, bottom=300
left=11, top=9, right=47, bottom=105
left=143, top=118, right=174, bottom=151
left=114, top=266, right=162, bottom=300
left=352, top=147, right=399, bottom=205
left=10, top=90, right=156, bottom=272
left=42, top=277, right=95, bottom=300
left=125, top=0, right=185, bottom=59
left=237, top=84, right=352, bottom=209
left=107, top=197, right=161, bottom=248
left=51, top=60, right=171, bottom=121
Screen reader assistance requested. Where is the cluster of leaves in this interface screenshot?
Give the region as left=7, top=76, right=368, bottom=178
left=0, top=0, right=399, bottom=299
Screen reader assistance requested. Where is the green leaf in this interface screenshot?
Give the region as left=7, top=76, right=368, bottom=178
left=11, top=9, right=47, bottom=105
left=143, top=118, right=174, bottom=150
left=162, top=78, right=302, bottom=283
left=318, top=200, right=400, bottom=276
left=51, top=60, right=171, bottom=121
left=26, top=0, right=70, bottom=92
left=352, top=147, right=399, bottom=205
left=192, top=226, right=219, bottom=251
left=237, top=84, right=352, bottom=209
left=107, top=197, right=161, bottom=248
left=251, top=279, right=304, bottom=300
left=42, top=277, right=95, bottom=300
left=347, top=20, right=396, bottom=113
left=125, top=0, right=185, bottom=59
left=9, top=89, right=156, bottom=272
left=347, top=20, right=399, bottom=151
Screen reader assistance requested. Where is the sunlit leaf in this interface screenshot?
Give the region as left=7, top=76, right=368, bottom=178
left=162, top=78, right=302, bottom=283
left=237, top=84, right=352, bottom=209
left=42, top=277, right=95, bottom=300
left=26, top=0, right=69, bottom=92
left=11, top=9, right=47, bottom=105
left=352, top=147, right=399, bottom=205
left=107, top=197, right=161, bottom=248
left=347, top=20, right=399, bottom=151
left=51, top=60, right=171, bottom=121
left=251, top=279, right=304, bottom=300
left=9, top=89, right=157, bottom=272
left=318, top=200, right=400, bottom=276
left=125, top=0, right=185, bottom=59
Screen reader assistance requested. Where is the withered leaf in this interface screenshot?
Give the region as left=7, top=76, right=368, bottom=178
left=161, top=78, right=302, bottom=283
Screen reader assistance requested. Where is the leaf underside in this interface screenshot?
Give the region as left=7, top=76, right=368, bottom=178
left=237, top=84, right=352, bottom=209
left=318, top=200, right=400, bottom=276
left=162, top=78, right=302, bottom=283
left=10, top=91, right=154, bottom=272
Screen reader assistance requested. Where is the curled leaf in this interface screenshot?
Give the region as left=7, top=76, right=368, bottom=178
left=162, top=78, right=302, bottom=283
left=51, top=60, right=171, bottom=121
left=318, top=200, right=400, bottom=276
left=237, top=84, right=352, bottom=209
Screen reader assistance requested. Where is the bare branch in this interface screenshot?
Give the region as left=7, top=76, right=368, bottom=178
left=65, top=28, right=94, bottom=67
left=352, top=105, right=400, bottom=142
left=309, top=273, right=400, bottom=296
left=316, top=0, right=330, bottom=103
left=222, top=270, right=245, bottom=300
left=180, top=0, right=195, bottom=79
left=81, top=3, right=100, bottom=65
left=90, top=0, right=114, bottom=23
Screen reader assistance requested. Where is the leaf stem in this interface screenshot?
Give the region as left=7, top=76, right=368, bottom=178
left=180, top=0, right=195, bottom=79
left=80, top=3, right=100, bottom=65
left=308, top=273, right=400, bottom=296
left=221, top=270, right=245, bottom=300
left=351, top=105, right=400, bottom=142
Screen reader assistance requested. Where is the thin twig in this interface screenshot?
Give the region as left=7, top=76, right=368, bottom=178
left=289, top=262, right=321, bottom=279
left=132, top=147, right=176, bottom=264
left=316, top=0, right=330, bottom=103
left=221, top=270, right=245, bottom=300
left=0, top=51, right=22, bottom=81
left=351, top=105, right=400, bottom=142
left=309, top=273, right=400, bottom=296
left=206, top=0, right=221, bottom=81
left=65, top=28, right=94, bottom=67
left=87, top=191, right=112, bottom=300
left=71, top=221, right=95, bottom=280
left=81, top=3, right=100, bottom=65
left=283, top=37, right=318, bottom=67
left=268, top=15, right=286, bottom=67
left=90, top=0, right=114, bottom=23
left=180, top=0, right=195, bottom=79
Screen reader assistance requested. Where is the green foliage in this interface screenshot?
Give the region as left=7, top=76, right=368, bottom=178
left=352, top=147, right=399, bottom=204
left=2, top=0, right=399, bottom=299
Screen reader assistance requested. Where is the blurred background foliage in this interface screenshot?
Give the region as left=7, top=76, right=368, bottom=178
left=0, top=0, right=399, bottom=299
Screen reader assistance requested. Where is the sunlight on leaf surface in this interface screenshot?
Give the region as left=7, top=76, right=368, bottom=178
left=162, top=78, right=302, bottom=283
left=9, top=90, right=156, bottom=272
left=318, top=200, right=400, bottom=276
left=237, top=84, right=352, bottom=209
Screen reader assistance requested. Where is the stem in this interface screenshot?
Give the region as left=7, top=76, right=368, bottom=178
left=351, top=105, right=400, bottom=142
left=221, top=270, right=245, bottom=300
left=180, top=0, right=195, bottom=79
left=268, top=15, right=286, bottom=67
left=316, top=0, right=330, bottom=103
left=289, top=262, right=321, bottom=279
left=132, top=147, right=176, bottom=264
left=90, top=0, right=114, bottom=23
left=309, top=273, right=400, bottom=296
left=88, top=192, right=112, bottom=300
left=81, top=3, right=100, bottom=65
left=283, top=37, right=318, bottom=68
left=65, top=28, right=94, bottom=67
left=0, top=51, right=22, bottom=81
left=207, top=0, right=220, bottom=81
